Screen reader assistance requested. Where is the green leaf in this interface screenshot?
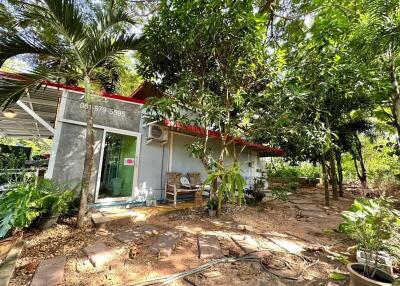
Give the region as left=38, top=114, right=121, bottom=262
left=329, top=272, right=347, bottom=281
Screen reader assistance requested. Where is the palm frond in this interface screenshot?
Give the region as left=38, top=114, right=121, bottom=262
left=93, top=1, right=136, bottom=38
left=85, top=34, right=143, bottom=71
left=0, top=33, right=60, bottom=66
left=0, top=3, right=17, bottom=32
left=23, top=0, right=88, bottom=49
left=0, top=68, right=71, bottom=109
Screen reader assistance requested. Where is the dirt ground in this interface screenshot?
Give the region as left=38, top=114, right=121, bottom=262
left=10, top=187, right=359, bottom=286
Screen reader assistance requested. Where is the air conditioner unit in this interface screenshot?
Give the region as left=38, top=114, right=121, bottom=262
left=147, top=124, right=168, bottom=142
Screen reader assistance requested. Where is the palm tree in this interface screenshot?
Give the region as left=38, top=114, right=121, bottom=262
left=0, top=0, right=142, bottom=227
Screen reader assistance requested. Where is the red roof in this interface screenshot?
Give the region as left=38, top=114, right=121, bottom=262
left=0, top=71, right=145, bottom=105
left=162, top=119, right=284, bottom=157
left=130, top=81, right=163, bottom=101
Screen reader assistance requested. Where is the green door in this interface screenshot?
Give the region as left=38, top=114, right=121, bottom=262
left=98, top=132, right=137, bottom=200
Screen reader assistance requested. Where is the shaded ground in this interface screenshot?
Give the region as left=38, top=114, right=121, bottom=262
left=10, top=187, right=356, bottom=286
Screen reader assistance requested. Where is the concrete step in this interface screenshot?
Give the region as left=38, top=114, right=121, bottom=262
left=92, top=210, right=138, bottom=228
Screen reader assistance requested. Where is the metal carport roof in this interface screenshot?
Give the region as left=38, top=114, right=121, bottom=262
left=0, top=72, right=145, bottom=140
left=0, top=86, right=61, bottom=139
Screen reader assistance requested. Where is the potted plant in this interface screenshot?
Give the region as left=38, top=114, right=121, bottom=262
left=339, top=197, right=400, bottom=286
left=207, top=198, right=218, bottom=217
left=36, top=180, right=75, bottom=230
left=36, top=189, right=75, bottom=230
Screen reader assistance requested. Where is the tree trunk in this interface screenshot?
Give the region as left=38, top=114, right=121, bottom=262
left=76, top=104, right=94, bottom=228
left=352, top=135, right=367, bottom=189
left=321, top=153, right=330, bottom=207
left=325, top=118, right=338, bottom=199
left=328, top=147, right=338, bottom=200
left=390, top=51, right=400, bottom=147
left=216, top=133, right=226, bottom=215
left=335, top=149, right=344, bottom=197
left=393, top=92, right=400, bottom=153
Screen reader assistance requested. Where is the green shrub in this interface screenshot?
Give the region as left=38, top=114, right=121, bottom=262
left=271, top=186, right=290, bottom=201
left=205, top=163, right=246, bottom=210
left=0, top=179, right=75, bottom=238
left=0, top=152, right=29, bottom=185
left=35, top=179, right=75, bottom=215
left=339, top=197, right=400, bottom=278
left=287, top=182, right=299, bottom=193
left=266, top=159, right=321, bottom=179
left=207, top=197, right=218, bottom=210
left=0, top=182, right=42, bottom=238
left=254, top=169, right=268, bottom=191
left=253, top=176, right=266, bottom=191
left=341, top=136, right=400, bottom=184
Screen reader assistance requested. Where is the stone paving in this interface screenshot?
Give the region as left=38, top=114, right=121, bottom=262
left=82, top=243, right=115, bottom=267
left=231, top=234, right=271, bottom=259
left=30, top=256, right=66, bottom=286
left=198, top=235, right=224, bottom=259
left=262, top=232, right=304, bottom=255
left=295, top=204, right=324, bottom=212
left=115, top=224, right=159, bottom=243
left=0, top=239, right=24, bottom=286
left=149, top=231, right=182, bottom=257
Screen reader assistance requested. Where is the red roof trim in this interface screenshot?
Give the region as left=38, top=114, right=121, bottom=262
left=42, top=80, right=85, bottom=92
left=162, top=119, right=284, bottom=156
left=101, top=92, right=145, bottom=104
left=0, top=71, right=144, bottom=105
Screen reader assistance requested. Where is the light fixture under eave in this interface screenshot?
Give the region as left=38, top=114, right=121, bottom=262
left=3, top=109, right=16, bottom=118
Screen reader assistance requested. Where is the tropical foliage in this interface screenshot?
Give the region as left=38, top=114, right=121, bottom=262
left=0, top=179, right=75, bottom=238
left=340, top=197, right=400, bottom=278
left=204, top=163, right=247, bottom=211
left=0, top=137, right=52, bottom=155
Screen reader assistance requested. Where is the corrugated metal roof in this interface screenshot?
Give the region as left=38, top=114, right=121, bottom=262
left=0, top=86, right=62, bottom=138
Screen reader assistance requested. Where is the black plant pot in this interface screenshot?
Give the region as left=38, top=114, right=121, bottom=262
left=37, top=215, right=59, bottom=230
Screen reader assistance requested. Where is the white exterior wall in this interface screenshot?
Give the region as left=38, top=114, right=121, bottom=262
left=136, top=120, right=169, bottom=201
left=136, top=125, right=263, bottom=201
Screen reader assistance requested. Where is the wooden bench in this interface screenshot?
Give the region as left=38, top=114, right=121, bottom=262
left=165, top=172, right=202, bottom=207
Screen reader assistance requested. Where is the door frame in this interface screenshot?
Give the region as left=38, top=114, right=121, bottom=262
left=95, top=128, right=141, bottom=203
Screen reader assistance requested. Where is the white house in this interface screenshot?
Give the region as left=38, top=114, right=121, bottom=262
left=0, top=73, right=283, bottom=207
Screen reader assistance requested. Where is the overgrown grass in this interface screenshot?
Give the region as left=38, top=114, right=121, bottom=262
left=266, top=136, right=400, bottom=187
left=341, top=137, right=400, bottom=185
left=266, top=159, right=321, bottom=178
